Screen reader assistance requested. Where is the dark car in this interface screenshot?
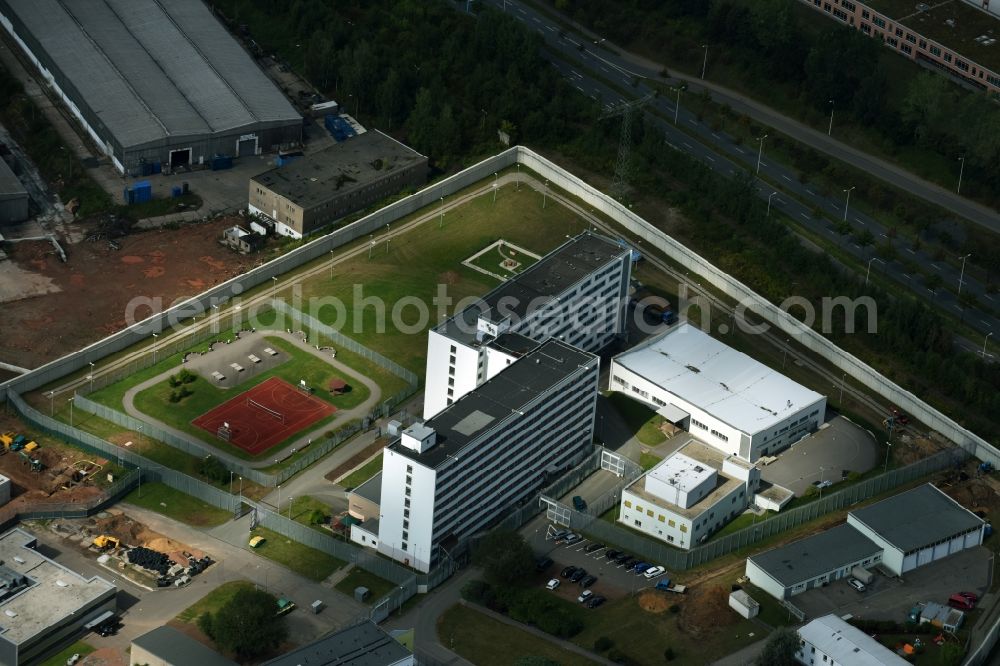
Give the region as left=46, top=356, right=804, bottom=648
left=563, top=533, right=583, bottom=545
left=586, top=595, right=606, bottom=608
left=613, top=552, right=631, bottom=564
left=634, top=562, right=652, bottom=574
left=551, top=529, right=569, bottom=541
left=580, top=574, right=598, bottom=588
left=570, top=568, right=588, bottom=583
left=560, top=566, right=578, bottom=578
left=621, top=557, right=638, bottom=569
left=573, top=495, right=588, bottom=511
left=605, top=549, right=621, bottom=560
left=585, top=543, right=606, bottom=553
left=536, top=557, right=554, bottom=572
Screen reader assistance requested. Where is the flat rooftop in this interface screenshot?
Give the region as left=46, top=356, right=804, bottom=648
left=799, top=615, right=908, bottom=666
left=252, top=130, right=426, bottom=209
left=263, top=620, right=411, bottom=666
left=624, top=439, right=743, bottom=519
left=488, top=331, right=540, bottom=358
left=613, top=322, right=825, bottom=436
left=848, top=483, right=983, bottom=553
left=132, top=626, right=236, bottom=666
left=352, top=471, right=382, bottom=504
left=865, top=0, right=1000, bottom=72
left=647, top=452, right=716, bottom=494
left=388, top=339, right=597, bottom=469
left=0, top=0, right=300, bottom=150
left=748, top=523, right=882, bottom=588
left=438, top=232, right=629, bottom=344
left=0, top=159, right=26, bottom=199
left=0, top=528, right=115, bottom=645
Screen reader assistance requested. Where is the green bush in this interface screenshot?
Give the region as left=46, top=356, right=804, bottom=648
left=664, top=646, right=677, bottom=661
left=198, top=456, right=229, bottom=484
left=595, top=637, right=614, bottom=652
left=197, top=611, right=215, bottom=639
left=461, top=580, right=493, bottom=603
left=607, top=648, right=628, bottom=663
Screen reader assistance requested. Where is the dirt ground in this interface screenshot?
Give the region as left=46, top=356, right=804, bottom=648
left=85, top=509, right=206, bottom=562
left=0, top=217, right=253, bottom=369
left=324, top=437, right=387, bottom=483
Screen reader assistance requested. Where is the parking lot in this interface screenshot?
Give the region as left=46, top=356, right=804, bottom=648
left=792, top=547, right=993, bottom=622
left=761, top=416, right=880, bottom=496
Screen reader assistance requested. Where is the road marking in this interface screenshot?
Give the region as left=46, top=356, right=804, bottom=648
left=985, top=294, right=995, bottom=301
left=903, top=273, right=913, bottom=280
left=775, top=198, right=785, bottom=205
left=546, top=25, right=556, bottom=32
left=575, top=85, right=584, bottom=92
left=782, top=174, right=792, bottom=182
left=600, top=65, right=610, bottom=73
left=983, top=319, right=991, bottom=325
left=832, top=203, right=840, bottom=209
left=683, top=142, right=693, bottom=149
left=800, top=213, right=810, bottom=220
left=806, top=189, right=816, bottom=196
left=927, top=288, right=935, bottom=293
left=688, top=118, right=697, bottom=125
left=735, top=147, right=746, bottom=154
left=712, top=132, right=721, bottom=139
left=931, top=263, right=940, bottom=270
left=852, top=244, right=861, bottom=249
left=760, top=161, right=767, bottom=167
left=880, top=233, right=888, bottom=238
left=571, top=70, right=580, bottom=78
left=906, top=248, right=916, bottom=254
left=954, top=304, right=962, bottom=311
left=857, top=219, right=865, bottom=226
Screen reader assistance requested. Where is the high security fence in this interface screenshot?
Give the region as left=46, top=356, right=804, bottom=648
left=551, top=447, right=962, bottom=571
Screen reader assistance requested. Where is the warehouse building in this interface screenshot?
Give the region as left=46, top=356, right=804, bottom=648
left=378, top=339, right=599, bottom=572
left=424, top=231, right=631, bottom=418
left=745, top=524, right=883, bottom=600
left=0, top=0, right=302, bottom=176
left=746, top=484, right=984, bottom=600
left=248, top=130, right=427, bottom=238
left=0, top=528, right=117, bottom=665
left=609, top=323, right=826, bottom=462
left=847, top=483, right=984, bottom=576
left=619, top=439, right=760, bottom=549
left=796, top=614, right=909, bottom=666
left=263, top=620, right=413, bottom=666
left=0, top=158, right=28, bottom=224
left=130, top=626, right=236, bottom=666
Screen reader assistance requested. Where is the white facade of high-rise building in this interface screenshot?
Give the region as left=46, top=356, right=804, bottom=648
left=423, top=232, right=630, bottom=419
left=378, top=339, right=600, bottom=572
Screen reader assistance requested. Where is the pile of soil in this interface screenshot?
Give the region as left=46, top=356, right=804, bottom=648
left=638, top=590, right=671, bottom=614
left=678, top=586, right=736, bottom=638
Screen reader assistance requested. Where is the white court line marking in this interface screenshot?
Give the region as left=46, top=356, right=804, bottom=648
left=782, top=175, right=791, bottom=182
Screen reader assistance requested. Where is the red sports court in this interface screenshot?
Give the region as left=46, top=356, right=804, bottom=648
left=191, top=377, right=335, bottom=455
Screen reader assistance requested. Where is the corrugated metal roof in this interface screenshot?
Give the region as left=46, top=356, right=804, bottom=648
left=748, top=523, right=882, bottom=588
left=132, top=626, right=237, bottom=666
left=3, top=0, right=299, bottom=150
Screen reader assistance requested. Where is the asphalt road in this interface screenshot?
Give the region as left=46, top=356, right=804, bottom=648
left=474, top=0, right=1000, bottom=343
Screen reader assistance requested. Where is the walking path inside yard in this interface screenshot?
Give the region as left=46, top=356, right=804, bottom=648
left=120, top=329, right=381, bottom=468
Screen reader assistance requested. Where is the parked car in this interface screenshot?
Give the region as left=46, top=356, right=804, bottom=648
left=580, top=575, right=597, bottom=588
left=570, top=568, right=587, bottom=583
left=560, top=566, right=578, bottom=578
left=585, top=595, right=606, bottom=608
left=563, top=533, right=583, bottom=545
left=621, top=557, right=638, bottom=569
left=813, top=480, right=832, bottom=489
left=578, top=589, right=593, bottom=603
left=67, top=656, right=80, bottom=666
left=847, top=578, right=867, bottom=592
left=536, top=557, right=554, bottom=572
left=546, top=579, right=560, bottom=591
left=959, top=592, right=980, bottom=603
left=573, top=496, right=588, bottom=511
left=948, top=594, right=975, bottom=610
left=634, top=562, right=652, bottom=574
left=644, top=565, right=666, bottom=579
left=551, top=529, right=569, bottom=541
left=613, top=552, right=631, bottom=564
left=605, top=549, right=621, bottom=560
left=585, top=542, right=605, bottom=553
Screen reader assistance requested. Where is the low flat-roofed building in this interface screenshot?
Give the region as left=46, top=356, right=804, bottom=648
left=263, top=620, right=413, bottom=666
left=609, top=322, right=826, bottom=462
left=746, top=524, right=883, bottom=600
left=249, top=130, right=427, bottom=238
left=0, top=528, right=117, bottom=665
left=796, top=614, right=908, bottom=665
left=0, top=159, right=28, bottom=224
left=130, top=626, right=236, bottom=666
left=619, top=439, right=760, bottom=549
left=847, top=483, right=984, bottom=576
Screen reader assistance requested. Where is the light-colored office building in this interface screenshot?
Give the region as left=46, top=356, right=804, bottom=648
left=424, top=231, right=630, bottom=419
left=378, top=339, right=599, bottom=572
left=619, top=439, right=759, bottom=548
left=0, top=528, right=117, bottom=665
left=796, top=614, right=908, bottom=665
left=249, top=130, right=427, bottom=238
left=609, top=322, right=826, bottom=462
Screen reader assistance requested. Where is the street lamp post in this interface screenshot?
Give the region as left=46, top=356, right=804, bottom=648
left=827, top=99, right=835, bottom=136
left=866, top=257, right=877, bottom=287
left=819, top=466, right=826, bottom=498
left=700, top=44, right=709, bottom=79
left=543, top=179, right=549, bottom=209
left=288, top=497, right=294, bottom=520
left=271, top=276, right=277, bottom=299
left=89, top=361, right=95, bottom=392
left=673, top=87, right=681, bottom=125
left=883, top=441, right=893, bottom=473
left=983, top=331, right=994, bottom=358
left=330, top=250, right=335, bottom=279
left=842, top=186, right=855, bottom=222
left=439, top=196, right=445, bottom=228
left=492, top=172, right=498, bottom=204
left=957, top=156, right=965, bottom=195
left=385, top=223, right=390, bottom=253
left=48, top=391, right=55, bottom=417
left=151, top=333, right=158, bottom=364
left=755, top=134, right=768, bottom=175
left=277, top=485, right=282, bottom=513
left=516, top=163, right=520, bottom=191
left=839, top=372, right=846, bottom=405
left=782, top=339, right=790, bottom=369
left=368, top=240, right=375, bottom=260
left=767, top=191, right=777, bottom=217
left=69, top=397, right=75, bottom=428
left=959, top=253, right=972, bottom=296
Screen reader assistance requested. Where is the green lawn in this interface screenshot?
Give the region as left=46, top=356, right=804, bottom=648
left=438, top=604, right=601, bottom=666
left=289, top=495, right=333, bottom=533
left=740, top=583, right=798, bottom=628
left=338, top=452, right=383, bottom=490
left=247, top=527, right=345, bottom=581
left=334, top=566, right=397, bottom=603
left=607, top=393, right=667, bottom=447
left=123, top=481, right=231, bottom=527
left=297, top=185, right=584, bottom=373
left=176, top=580, right=255, bottom=622
left=709, top=510, right=776, bottom=541
left=571, top=594, right=766, bottom=664
left=640, top=451, right=663, bottom=471
left=466, top=240, right=541, bottom=278
left=39, top=641, right=94, bottom=666
left=131, top=335, right=369, bottom=459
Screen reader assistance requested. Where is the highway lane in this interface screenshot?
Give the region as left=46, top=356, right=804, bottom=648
left=495, top=0, right=1000, bottom=235
left=476, top=0, right=1000, bottom=341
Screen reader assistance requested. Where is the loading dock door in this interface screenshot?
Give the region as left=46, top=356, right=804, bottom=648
left=169, top=148, right=191, bottom=168
left=237, top=136, right=257, bottom=157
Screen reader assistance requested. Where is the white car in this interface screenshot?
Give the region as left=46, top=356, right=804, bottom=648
left=546, top=578, right=560, bottom=590
left=847, top=578, right=867, bottom=592
left=578, top=589, right=593, bottom=603
left=643, top=565, right=666, bottom=579
left=66, top=655, right=80, bottom=666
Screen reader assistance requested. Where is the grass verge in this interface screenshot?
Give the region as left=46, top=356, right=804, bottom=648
left=606, top=393, right=667, bottom=447
left=123, top=482, right=231, bottom=527
left=334, top=567, right=397, bottom=603
left=39, top=642, right=95, bottom=666
left=176, top=580, right=255, bottom=623
left=247, top=526, right=345, bottom=581
left=338, top=453, right=383, bottom=490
